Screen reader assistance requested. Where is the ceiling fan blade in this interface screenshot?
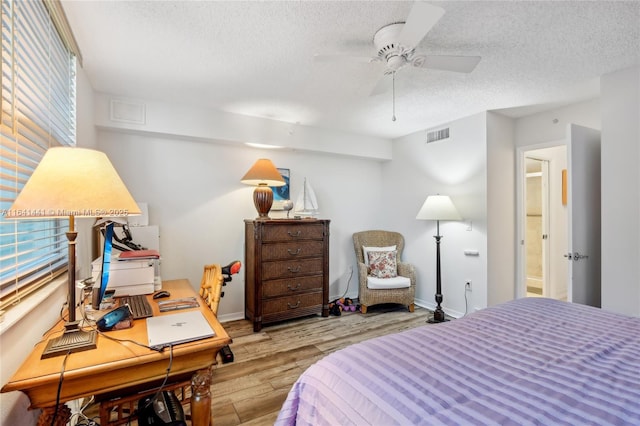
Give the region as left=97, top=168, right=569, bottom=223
left=313, top=54, right=376, bottom=64
left=398, top=2, right=445, bottom=49
left=416, top=55, right=481, bottom=73
left=369, top=74, right=392, bottom=96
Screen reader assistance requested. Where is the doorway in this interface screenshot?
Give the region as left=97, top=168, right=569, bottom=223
left=525, top=157, right=548, bottom=297
left=517, top=144, right=568, bottom=301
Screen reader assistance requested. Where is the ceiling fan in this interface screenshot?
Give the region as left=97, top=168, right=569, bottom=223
left=315, top=2, right=481, bottom=96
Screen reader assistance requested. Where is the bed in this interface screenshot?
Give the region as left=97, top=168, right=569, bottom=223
left=275, top=297, right=640, bottom=425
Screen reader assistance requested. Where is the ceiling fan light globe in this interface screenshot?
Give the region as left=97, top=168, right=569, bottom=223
left=387, top=55, right=405, bottom=71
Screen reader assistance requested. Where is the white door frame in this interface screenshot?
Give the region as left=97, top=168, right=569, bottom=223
left=516, top=140, right=564, bottom=299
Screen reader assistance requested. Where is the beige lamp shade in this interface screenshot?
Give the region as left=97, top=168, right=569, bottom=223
left=240, top=158, right=286, bottom=187
left=8, top=147, right=141, bottom=218
left=416, top=195, right=462, bottom=221
left=241, top=159, right=285, bottom=219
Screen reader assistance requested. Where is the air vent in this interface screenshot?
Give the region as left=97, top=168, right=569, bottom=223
left=110, top=99, right=146, bottom=125
left=426, top=128, right=449, bottom=143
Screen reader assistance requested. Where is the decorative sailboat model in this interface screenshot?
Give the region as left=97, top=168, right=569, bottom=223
left=294, top=178, right=319, bottom=217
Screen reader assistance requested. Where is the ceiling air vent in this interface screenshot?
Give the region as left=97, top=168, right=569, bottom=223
left=426, top=127, right=449, bottom=143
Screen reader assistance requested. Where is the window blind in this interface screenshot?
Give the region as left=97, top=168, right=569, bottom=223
left=0, top=0, right=76, bottom=311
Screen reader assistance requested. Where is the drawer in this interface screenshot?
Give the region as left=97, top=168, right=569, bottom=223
left=262, top=223, right=325, bottom=242
left=262, top=258, right=323, bottom=280
left=262, top=276, right=324, bottom=298
left=261, top=240, right=324, bottom=261
left=262, top=292, right=323, bottom=316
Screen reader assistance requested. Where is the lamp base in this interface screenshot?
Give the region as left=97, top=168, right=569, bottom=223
left=427, top=307, right=449, bottom=323
left=253, top=185, right=274, bottom=219
left=427, top=316, right=450, bottom=324
left=41, top=321, right=97, bottom=359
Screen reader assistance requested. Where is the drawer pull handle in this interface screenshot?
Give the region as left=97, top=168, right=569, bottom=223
left=287, top=230, right=302, bottom=238
left=288, top=300, right=301, bottom=309
left=288, top=266, right=301, bottom=273
left=287, top=283, right=302, bottom=291
left=288, top=248, right=301, bottom=256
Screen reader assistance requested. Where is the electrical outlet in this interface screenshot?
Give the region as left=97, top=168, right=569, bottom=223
left=465, top=280, right=472, bottom=291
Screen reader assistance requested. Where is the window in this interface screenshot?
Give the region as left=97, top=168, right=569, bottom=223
left=0, top=0, right=78, bottom=311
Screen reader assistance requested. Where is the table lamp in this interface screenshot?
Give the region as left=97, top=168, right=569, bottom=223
left=7, top=147, right=140, bottom=358
left=416, top=194, right=462, bottom=323
left=241, top=158, right=285, bottom=219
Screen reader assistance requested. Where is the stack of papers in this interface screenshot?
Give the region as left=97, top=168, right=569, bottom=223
left=157, top=297, right=200, bottom=312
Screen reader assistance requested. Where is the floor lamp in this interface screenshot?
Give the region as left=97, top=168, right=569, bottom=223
left=416, top=195, right=462, bottom=323
left=8, top=147, right=140, bottom=358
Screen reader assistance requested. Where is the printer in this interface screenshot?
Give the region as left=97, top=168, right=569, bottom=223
left=91, top=253, right=155, bottom=297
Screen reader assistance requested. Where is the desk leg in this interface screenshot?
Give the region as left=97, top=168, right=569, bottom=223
left=37, top=405, right=70, bottom=426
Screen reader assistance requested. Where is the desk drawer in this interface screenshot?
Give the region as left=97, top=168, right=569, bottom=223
left=261, top=241, right=324, bottom=261
left=262, top=258, right=323, bottom=280
left=262, top=223, right=325, bottom=242
left=262, top=292, right=323, bottom=318
left=262, top=275, right=323, bottom=298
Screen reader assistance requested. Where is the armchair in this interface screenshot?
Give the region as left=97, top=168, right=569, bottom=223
left=353, top=230, right=416, bottom=314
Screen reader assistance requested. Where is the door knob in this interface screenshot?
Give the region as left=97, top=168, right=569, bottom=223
left=573, top=252, right=589, bottom=261
left=564, top=252, right=589, bottom=261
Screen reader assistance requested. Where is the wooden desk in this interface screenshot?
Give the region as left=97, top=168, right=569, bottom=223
left=1, top=279, right=230, bottom=425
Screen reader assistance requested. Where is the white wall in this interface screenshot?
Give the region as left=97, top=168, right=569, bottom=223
left=98, top=130, right=384, bottom=320
left=99, top=101, right=500, bottom=320
left=514, top=98, right=601, bottom=146
left=94, top=93, right=392, bottom=161
left=385, top=112, right=489, bottom=317
left=601, top=66, right=640, bottom=316
left=486, top=112, right=516, bottom=306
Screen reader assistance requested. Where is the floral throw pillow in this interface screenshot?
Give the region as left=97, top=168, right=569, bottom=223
left=367, top=250, right=398, bottom=278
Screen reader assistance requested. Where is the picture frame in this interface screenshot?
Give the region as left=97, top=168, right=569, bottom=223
left=271, top=168, right=290, bottom=210
left=562, top=169, right=567, bottom=206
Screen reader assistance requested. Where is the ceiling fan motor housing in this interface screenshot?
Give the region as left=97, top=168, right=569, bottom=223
left=373, top=23, right=416, bottom=71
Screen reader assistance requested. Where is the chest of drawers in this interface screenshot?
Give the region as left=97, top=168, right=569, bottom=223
left=244, top=219, right=330, bottom=331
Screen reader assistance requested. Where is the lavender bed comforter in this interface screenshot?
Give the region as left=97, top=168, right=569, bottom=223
left=275, top=297, right=640, bottom=425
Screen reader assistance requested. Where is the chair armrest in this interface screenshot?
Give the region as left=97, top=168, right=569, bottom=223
left=397, top=262, right=416, bottom=287
left=357, top=261, right=368, bottom=277
left=357, top=262, right=368, bottom=286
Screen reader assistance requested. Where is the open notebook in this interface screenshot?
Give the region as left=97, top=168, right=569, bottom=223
left=146, top=310, right=215, bottom=350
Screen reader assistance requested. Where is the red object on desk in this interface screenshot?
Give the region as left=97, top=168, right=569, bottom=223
left=118, top=249, right=160, bottom=259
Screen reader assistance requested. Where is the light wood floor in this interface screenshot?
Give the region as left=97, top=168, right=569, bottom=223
left=211, top=304, right=429, bottom=425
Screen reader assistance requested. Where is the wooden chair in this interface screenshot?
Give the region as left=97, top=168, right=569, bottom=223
left=353, top=230, right=416, bottom=314
left=199, top=261, right=241, bottom=316
left=199, top=264, right=224, bottom=316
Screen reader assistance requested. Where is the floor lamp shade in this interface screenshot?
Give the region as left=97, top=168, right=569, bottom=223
left=416, top=195, right=462, bottom=222
left=241, top=158, right=285, bottom=219
left=416, top=195, right=461, bottom=323
left=7, top=147, right=141, bottom=358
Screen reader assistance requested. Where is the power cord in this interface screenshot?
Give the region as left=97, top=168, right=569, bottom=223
left=81, top=296, right=162, bottom=352
left=44, top=295, right=170, bottom=426
left=51, top=350, right=71, bottom=426
left=337, top=266, right=354, bottom=300
left=139, top=344, right=174, bottom=414
left=69, top=396, right=99, bottom=426
left=463, top=285, right=469, bottom=316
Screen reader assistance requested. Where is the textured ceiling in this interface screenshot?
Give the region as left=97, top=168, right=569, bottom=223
left=62, top=1, right=640, bottom=140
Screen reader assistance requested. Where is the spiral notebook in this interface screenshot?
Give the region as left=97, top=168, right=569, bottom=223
left=146, top=310, right=215, bottom=350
